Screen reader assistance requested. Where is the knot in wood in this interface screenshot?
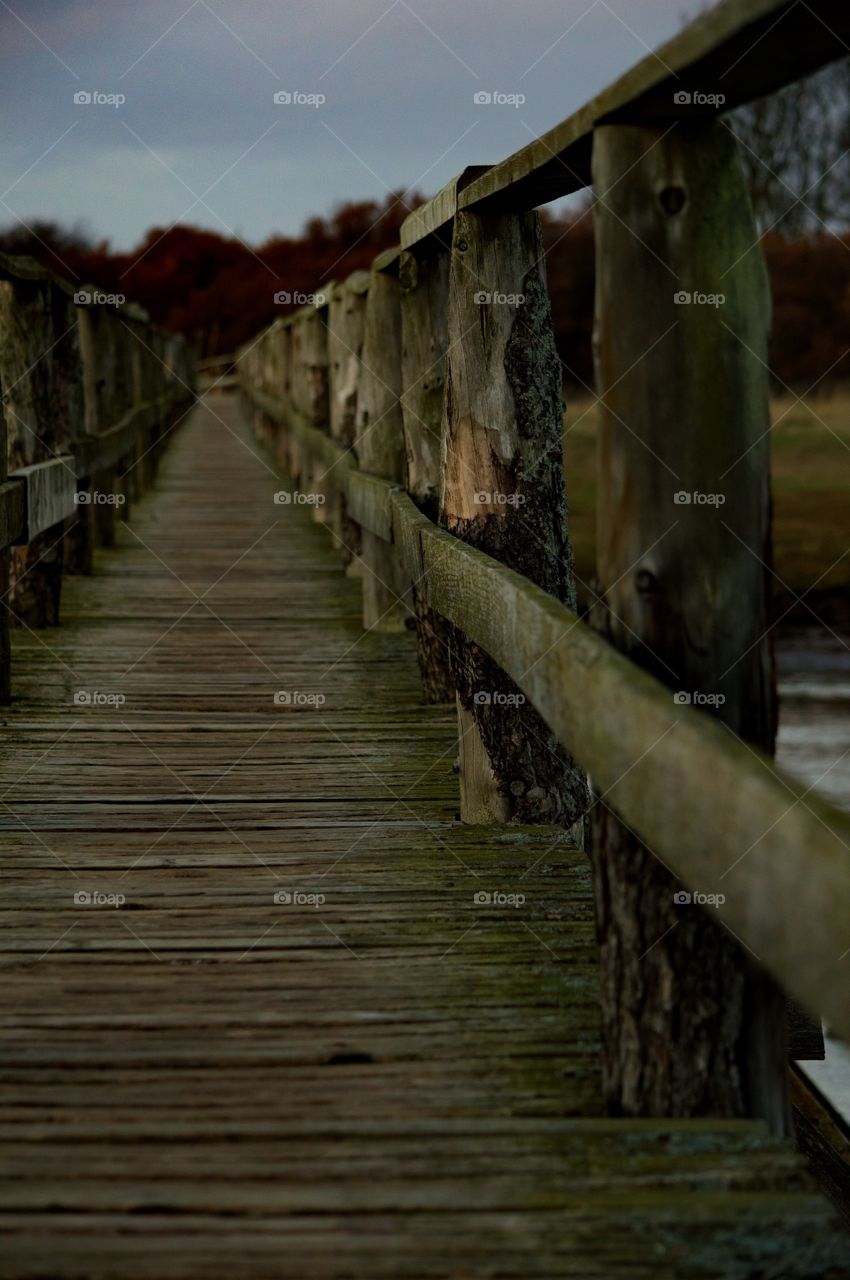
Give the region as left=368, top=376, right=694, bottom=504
left=658, top=185, right=687, bottom=216
left=634, top=568, right=659, bottom=594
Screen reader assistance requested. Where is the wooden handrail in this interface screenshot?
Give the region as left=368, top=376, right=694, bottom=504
left=236, top=0, right=850, bottom=1131
left=239, top=378, right=850, bottom=1045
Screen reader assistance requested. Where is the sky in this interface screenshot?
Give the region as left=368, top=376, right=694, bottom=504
left=0, top=0, right=708, bottom=250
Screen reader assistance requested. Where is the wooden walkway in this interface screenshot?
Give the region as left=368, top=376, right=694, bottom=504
left=0, top=393, right=846, bottom=1278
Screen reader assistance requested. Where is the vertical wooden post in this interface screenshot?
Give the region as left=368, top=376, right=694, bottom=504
left=328, top=272, right=369, bottom=563
left=0, top=273, right=82, bottom=624
left=277, top=319, right=295, bottom=477
left=441, top=208, right=588, bottom=830
left=0, top=380, right=9, bottom=702
left=591, top=120, right=789, bottom=1135
left=288, top=312, right=308, bottom=489
left=399, top=243, right=454, bottom=702
left=302, top=296, right=331, bottom=522
left=355, top=251, right=410, bottom=631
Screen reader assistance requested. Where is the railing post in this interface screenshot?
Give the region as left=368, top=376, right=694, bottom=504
left=0, top=382, right=8, bottom=702
left=399, top=243, right=454, bottom=701
left=328, top=271, right=369, bottom=564
left=276, top=319, right=294, bottom=476
left=355, top=250, right=410, bottom=631
left=441, top=207, right=588, bottom=829
left=591, top=120, right=789, bottom=1134
left=0, top=272, right=82, bottom=625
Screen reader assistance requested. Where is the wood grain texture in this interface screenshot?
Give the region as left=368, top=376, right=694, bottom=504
left=441, top=207, right=588, bottom=830
left=1, top=391, right=844, bottom=1278
left=591, top=121, right=788, bottom=1135
left=236, top=377, right=850, bottom=1048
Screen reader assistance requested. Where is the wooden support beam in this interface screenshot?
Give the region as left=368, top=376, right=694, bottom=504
left=328, top=274, right=369, bottom=564
left=399, top=243, right=454, bottom=702
left=0, top=271, right=83, bottom=627
left=591, top=120, right=789, bottom=1135
left=441, top=206, right=588, bottom=829
left=355, top=265, right=410, bottom=630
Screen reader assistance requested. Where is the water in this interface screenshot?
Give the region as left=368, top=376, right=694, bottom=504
left=776, top=628, right=850, bottom=1123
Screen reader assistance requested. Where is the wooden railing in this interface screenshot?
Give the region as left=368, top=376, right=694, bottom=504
left=0, top=251, right=193, bottom=699
left=237, top=0, right=850, bottom=1138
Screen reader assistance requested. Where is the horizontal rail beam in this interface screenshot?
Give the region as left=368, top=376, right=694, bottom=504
left=399, top=0, right=850, bottom=244
left=0, top=391, right=189, bottom=550
left=240, top=376, right=850, bottom=1042
left=10, top=457, right=77, bottom=543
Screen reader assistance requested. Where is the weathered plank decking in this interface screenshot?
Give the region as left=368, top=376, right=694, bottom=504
left=0, top=393, right=845, bottom=1278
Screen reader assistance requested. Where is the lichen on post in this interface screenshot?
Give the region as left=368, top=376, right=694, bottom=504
left=440, top=207, right=588, bottom=829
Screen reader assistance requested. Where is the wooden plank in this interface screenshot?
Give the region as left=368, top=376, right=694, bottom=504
left=0, top=389, right=842, bottom=1278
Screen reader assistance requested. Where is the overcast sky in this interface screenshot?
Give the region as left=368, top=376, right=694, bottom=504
left=0, top=0, right=708, bottom=250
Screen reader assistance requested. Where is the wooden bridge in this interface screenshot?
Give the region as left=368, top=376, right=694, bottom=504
left=1, top=0, right=850, bottom=1276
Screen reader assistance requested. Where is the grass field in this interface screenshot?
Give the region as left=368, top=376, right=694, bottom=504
left=563, top=393, right=850, bottom=625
